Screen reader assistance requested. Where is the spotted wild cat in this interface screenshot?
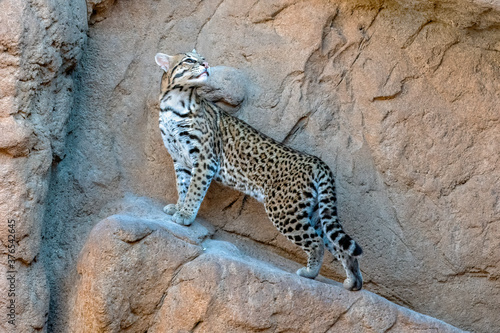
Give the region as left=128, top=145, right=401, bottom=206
left=154, top=50, right=363, bottom=290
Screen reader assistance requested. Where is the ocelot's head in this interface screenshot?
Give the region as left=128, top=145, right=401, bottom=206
left=155, top=50, right=209, bottom=90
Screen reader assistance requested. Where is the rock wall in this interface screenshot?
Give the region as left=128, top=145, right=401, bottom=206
left=0, top=0, right=86, bottom=332
left=0, top=0, right=498, bottom=332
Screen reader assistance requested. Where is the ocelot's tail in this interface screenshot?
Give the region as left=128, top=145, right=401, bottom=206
left=317, top=173, right=362, bottom=258
left=314, top=165, right=363, bottom=290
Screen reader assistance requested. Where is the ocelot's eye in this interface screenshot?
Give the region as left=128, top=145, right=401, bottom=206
left=184, top=59, right=196, bottom=64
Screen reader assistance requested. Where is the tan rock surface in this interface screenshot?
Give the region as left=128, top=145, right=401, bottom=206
left=0, top=0, right=498, bottom=332
left=0, top=0, right=86, bottom=332
left=71, top=198, right=464, bottom=333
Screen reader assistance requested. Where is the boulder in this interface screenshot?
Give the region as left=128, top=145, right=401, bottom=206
left=71, top=200, right=464, bottom=332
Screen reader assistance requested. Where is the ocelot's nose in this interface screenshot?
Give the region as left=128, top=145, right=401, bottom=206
left=202, top=61, right=209, bottom=68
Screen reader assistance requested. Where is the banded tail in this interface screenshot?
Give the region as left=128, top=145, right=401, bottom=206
left=317, top=173, right=363, bottom=258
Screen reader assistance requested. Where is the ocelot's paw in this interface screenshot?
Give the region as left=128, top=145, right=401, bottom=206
left=341, top=257, right=363, bottom=291
left=171, top=210, right=195, bottom=226
left=163, top=204, right=178, bottom=215
left=296, top=267, right=319, bottom=279
left=343, top=277, right=362, bottom=291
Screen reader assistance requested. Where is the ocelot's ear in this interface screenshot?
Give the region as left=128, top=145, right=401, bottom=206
left=155, top=53, right=172, bottom=72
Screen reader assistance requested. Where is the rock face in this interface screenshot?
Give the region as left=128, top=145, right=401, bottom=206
left=0, top=0, right=499, bottom=332
left=0, top=0, right=86, bottom=332
left=70, top=197, right=464, bottom=333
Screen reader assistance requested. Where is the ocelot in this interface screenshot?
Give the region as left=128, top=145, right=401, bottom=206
left=154, top=50, right=363, bottom=290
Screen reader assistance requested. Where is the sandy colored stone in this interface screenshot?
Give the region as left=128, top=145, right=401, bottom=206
left=70, top=213, right=206, bottom=332
left=0, top=0, right=498, bottom=332
left=0, top=117, right=34, bottom=157
left=47, top=0, right=500, bottom=331
left=86, top=0, right=116, bottom=24
left=71, top=205, right=464, bottom=333
left=198, top=65, right=249, bottom=112
left=0, top=0, right=87, bottom=332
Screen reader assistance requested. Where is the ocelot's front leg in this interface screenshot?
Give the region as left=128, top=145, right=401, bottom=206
left=164, top=162, right=192, bottom=215
left=171, top=160, right=218, bottom=226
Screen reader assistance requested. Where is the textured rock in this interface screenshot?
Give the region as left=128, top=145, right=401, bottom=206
left=71, top=209, right=207, bottom=332
left=0, top=0, right=498, bottom=332
left=198, top=66, right=250, bottom=112
left=86, top=0, right=116, bottom=24
left=0, top=0, right=86, bottom=332
left=71, top=199, right=463, bottom=333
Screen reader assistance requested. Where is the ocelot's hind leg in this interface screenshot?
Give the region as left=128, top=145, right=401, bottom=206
left=264, top=197, right=325, bottom=279
left=296, top=237, right=324, bottom=279
left=326, top=243, right=363, bottom=291
left=340, top=254, right=362, bottom=291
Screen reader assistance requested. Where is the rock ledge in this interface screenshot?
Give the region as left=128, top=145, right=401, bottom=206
left=70, top=199, right=464, bottom=333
